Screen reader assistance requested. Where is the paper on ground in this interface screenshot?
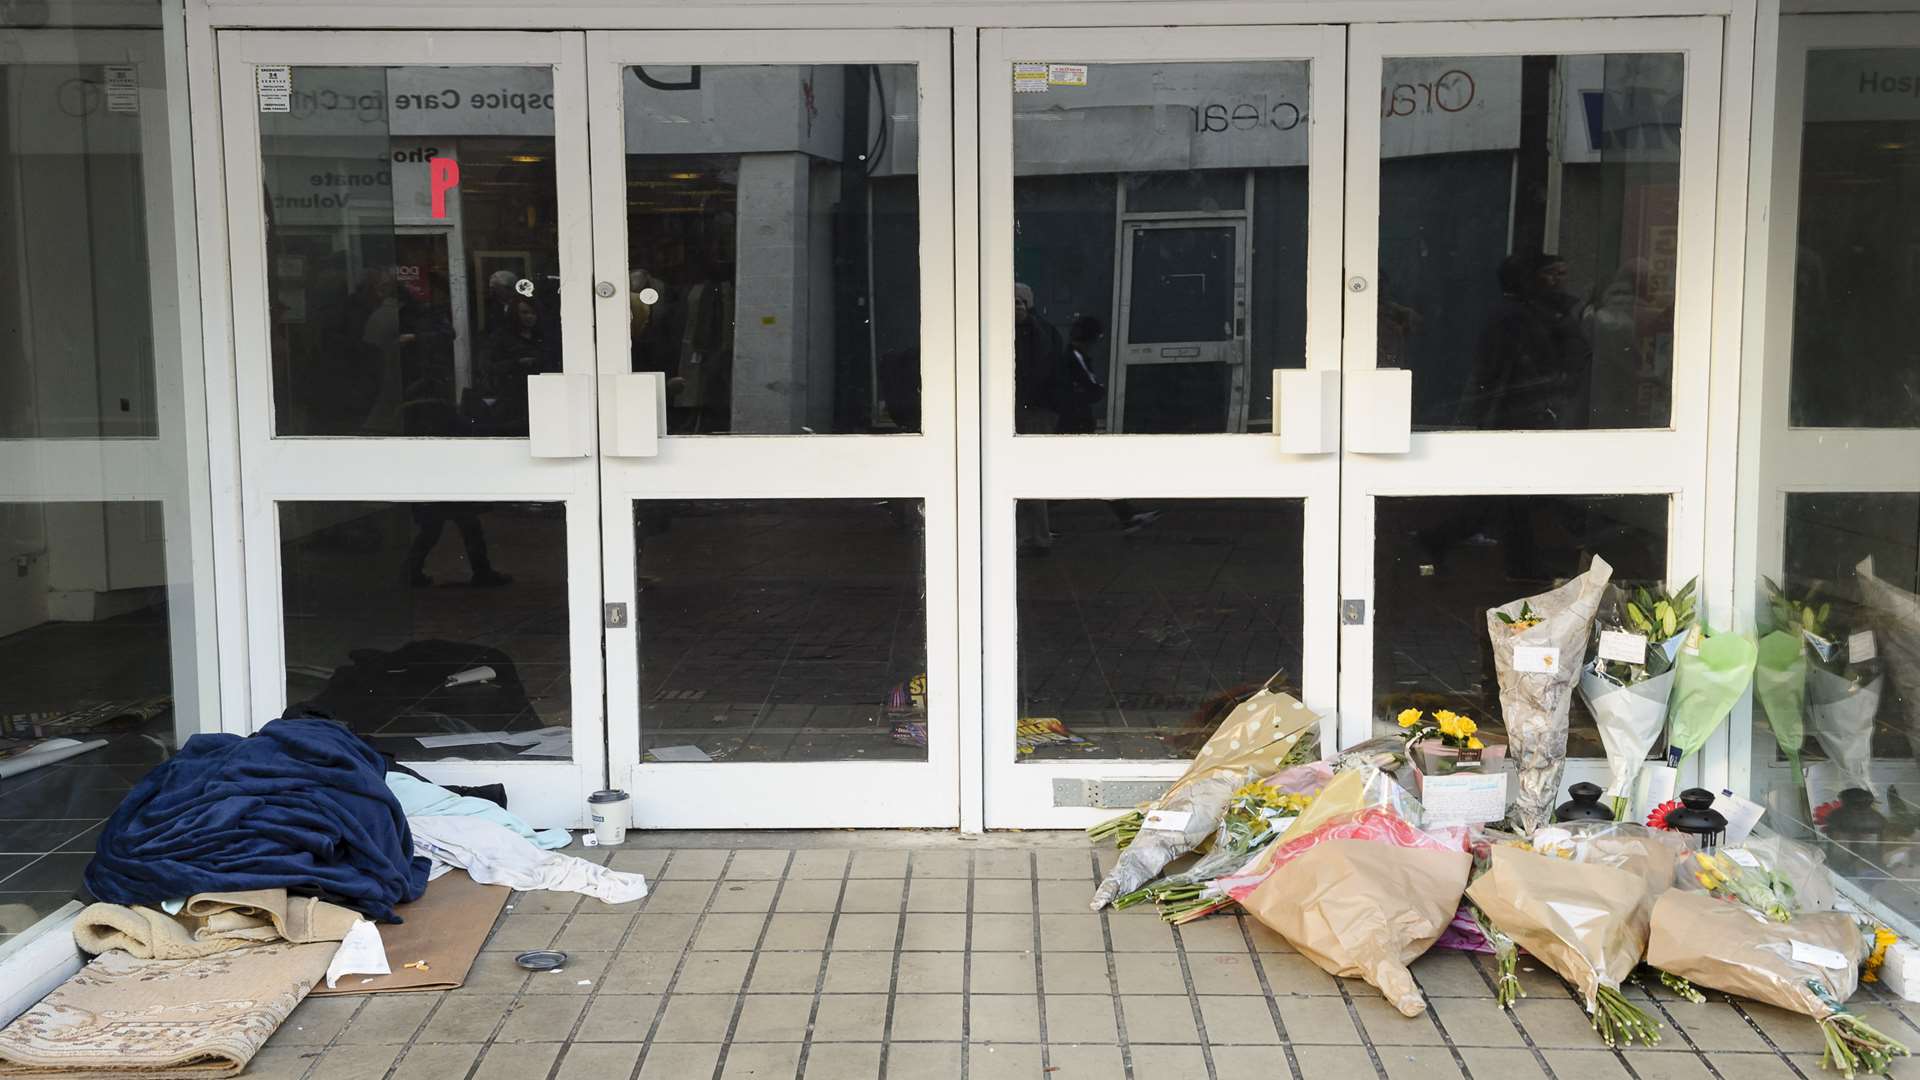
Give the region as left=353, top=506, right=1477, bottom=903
left=646, top=745, right=712, bottom=762
left=416, top=726, right=570, bottom=750
left=324, top=920, right=389, bottom=988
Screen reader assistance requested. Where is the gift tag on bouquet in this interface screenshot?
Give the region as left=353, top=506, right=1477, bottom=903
left=1597, top=630, right=1649, bottom=665
left=1513, top=646, right=1560, bottom=674
left=1142, top=809, right=1192, bottom=832
left=1849, top=629, right=1878, bottom=664
left=1791, top=939, right=1851, bottom=971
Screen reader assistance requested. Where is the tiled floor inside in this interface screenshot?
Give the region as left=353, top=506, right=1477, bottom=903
left=248, top=834, right=1920, bottom=1080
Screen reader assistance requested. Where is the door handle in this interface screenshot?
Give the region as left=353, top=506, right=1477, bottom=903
left=603, top=372, right=666, bottom=458
left=1346, top=368, right=1413, bottom=454
left=526, top=373, right=593, bottom=458
left=1274, top=369, right=1337, bottom=454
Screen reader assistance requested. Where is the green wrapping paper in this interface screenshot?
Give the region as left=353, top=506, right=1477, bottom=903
left=1665, top=628, right=1758, bottom=765
left=1755, top=630, right=1808, bottom=789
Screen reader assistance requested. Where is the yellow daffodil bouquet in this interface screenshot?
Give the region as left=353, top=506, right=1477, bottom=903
left=1397, top=707, right=1505, bottom=777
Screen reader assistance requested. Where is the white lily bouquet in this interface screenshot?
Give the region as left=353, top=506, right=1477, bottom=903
left=1768, top=576, right=1884, bottom=794
left=1488, top=556, right=1614, bottom=834
left=1577, top=579, right=1697, bottom=819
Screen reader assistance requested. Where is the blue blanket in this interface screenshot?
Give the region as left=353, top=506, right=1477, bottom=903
left=84, top=717, right=430, bottom=921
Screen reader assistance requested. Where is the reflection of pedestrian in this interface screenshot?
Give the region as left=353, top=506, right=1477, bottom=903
left=405, top=503, right=510, bottom=588
left=1460, top=251, right=1591, bottom=430
left=1058, top=316, right=1159, bottom=533
left=1014, top=283, right=1067, bottom=556
left=480, top=299, right=552, bottom=437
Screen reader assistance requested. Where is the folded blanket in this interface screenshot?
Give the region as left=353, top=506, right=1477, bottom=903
left=386, top=774, right=570, bottom=849
left=74, top=889, right=359, bottom=960
left=85, top=717, right=430, bottom=921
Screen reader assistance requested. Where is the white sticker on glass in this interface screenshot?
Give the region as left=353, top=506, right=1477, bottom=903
left=1048, top=64, right=1089, bottom=87
left=1013, top=62, right=1049, bottom=93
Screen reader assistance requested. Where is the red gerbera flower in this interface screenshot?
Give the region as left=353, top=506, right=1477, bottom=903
left=1646, top=799, right=1682, bottom=830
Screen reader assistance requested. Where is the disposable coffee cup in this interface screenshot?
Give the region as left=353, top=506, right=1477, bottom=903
left=588, top=789, right=630, bottom=846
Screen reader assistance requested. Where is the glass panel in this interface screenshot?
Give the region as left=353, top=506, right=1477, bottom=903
left=2, top=1, right=209, bottom=941
left=636, top=499, right=928, bottom=763
left=1372, top=495, right=1669, bottom=753
left=1788, top=49, right=1920, bottom=428
left=1378, top=54, right=1684, bottom=431
left=623, top=65, right=921, bottom=435
left=1015, top=498, right=1305, bottom=761
left=260, top=66, right=561, bottom=437
left=1755, top=493, right=1920, bottom=920
left=1013, top=61, right=1311, bottom=434
left=279, top=501, right=570, bottom=761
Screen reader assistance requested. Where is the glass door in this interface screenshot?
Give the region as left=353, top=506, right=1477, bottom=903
left=1338, top=19, right=1725, bottom=796
left=218, top=31, right=607, bottom=825
left=588, top=31, right=961, bottom=826
left=978, top=27, right=1348, bottom=828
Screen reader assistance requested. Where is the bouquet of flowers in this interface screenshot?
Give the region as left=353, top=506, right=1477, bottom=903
left=1466, top=823, right=1688, bottom=1046
left=1579, top=580, right=1698, bottom=818
left=1397, top=707, right=1505, bottom=774
left=1665, top=625, right=1759, bottom=768
left=1649, top=889, right=1905, bottom=1077
left=1755, top=629, right=1810, bottom=795
left=1769, top=577, right=1884, bottom=794
left=1237, top=807, right=1472, bottom=1017
left=1854, top=557, right=1920, bottom=764
left=1488, top=557, right=1614, bottom=834
left=1086, top=687, right=1321, bottom=909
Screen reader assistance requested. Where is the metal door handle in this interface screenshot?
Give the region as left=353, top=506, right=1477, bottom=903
left=526, top=373, right=592, bottom=458
left=1274, top=369, right=1337, bottom=454
left=603, top=372, right=666, bottom=458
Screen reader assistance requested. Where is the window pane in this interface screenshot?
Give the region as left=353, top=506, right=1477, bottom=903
left=636, top=499, right=928, bottom=763
left=261, top=67, right=561, bottom=437
left=1788, top=50, right=1920, bottom=428
left=624, top=65, right=921, bottom=435
left=280, top=501, right=570, bottom=761
left=1013, top=61, right=1311, bottom=434
left=1372, top=495, right=1670, bottom=752
left=1379, top=54, right=1684, bottom=431
left=1016, top=499, right=1305, bottom=761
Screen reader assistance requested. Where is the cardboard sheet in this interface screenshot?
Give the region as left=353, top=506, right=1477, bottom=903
left=308, top=870, right=507, bottom=996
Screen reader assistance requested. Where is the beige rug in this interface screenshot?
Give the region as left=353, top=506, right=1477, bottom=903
left=0, top=940, right=332, bottom=1078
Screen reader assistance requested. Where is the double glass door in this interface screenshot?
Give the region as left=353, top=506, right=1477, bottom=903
left=218, top=30, right=958, bottom=827
left=984, top=19, right=1726, bottom=826
left=218, top=19, right=1730, bottom=831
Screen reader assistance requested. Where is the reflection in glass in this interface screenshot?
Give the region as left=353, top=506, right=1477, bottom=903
left=1789, top=50, right=1920, bottom=428
left=1012, top=61, right=1311, bottom=434
left=636, top=499, right=928, bottom=763
left=1373, top=495, right=1669, bottom=751
left=624, top=65, right=921, bottom=435
left=1016, top=499, right=1305, bottom=761
left=279, top=501, right=569, bottom=760
left=260, top=67, right=561, bottom=437
left=1378, top=54, right=1683, bottom=431
left=1753, top=494, right=1920, bottom=914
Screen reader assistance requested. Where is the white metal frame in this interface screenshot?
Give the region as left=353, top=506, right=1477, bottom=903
left=1739, top=12, right=1920, bottom=822
left=979, top=25, right=1348, bottom=828
left=0, top=23, right=220, bottom=754
left=1338, top=18, right=1727, bottom=792
left=588, top=30, right=963, bottom=828
left=216, top=30, right=606, bottom=827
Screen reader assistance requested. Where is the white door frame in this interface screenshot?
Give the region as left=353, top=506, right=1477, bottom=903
left=1742, top=13, right=1920, bottom=816
left=216, top=30, right=606, bottom=827
left=587, top=30, right=962, bottom=827
left=979, top=25, right=1348, bottom=828
left=1339, top=18, right=1726, bottom=789
left=0, top=26, right=218, bottom=754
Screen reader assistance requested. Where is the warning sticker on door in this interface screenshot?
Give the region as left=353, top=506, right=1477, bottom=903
left=257, top=66, right=291, bottom=113
left=1013, top=62, right=1049, bottom=94
left=104, top=65, right=139, bottom=114
left=1047, top=64, right=1089, bottom=87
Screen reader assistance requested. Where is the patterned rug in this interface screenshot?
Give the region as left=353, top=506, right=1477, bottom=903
left=0, top=940, right=331, bottom=1077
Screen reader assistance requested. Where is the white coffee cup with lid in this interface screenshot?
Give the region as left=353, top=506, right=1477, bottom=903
left=588, top=789, right=630, bottom=846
